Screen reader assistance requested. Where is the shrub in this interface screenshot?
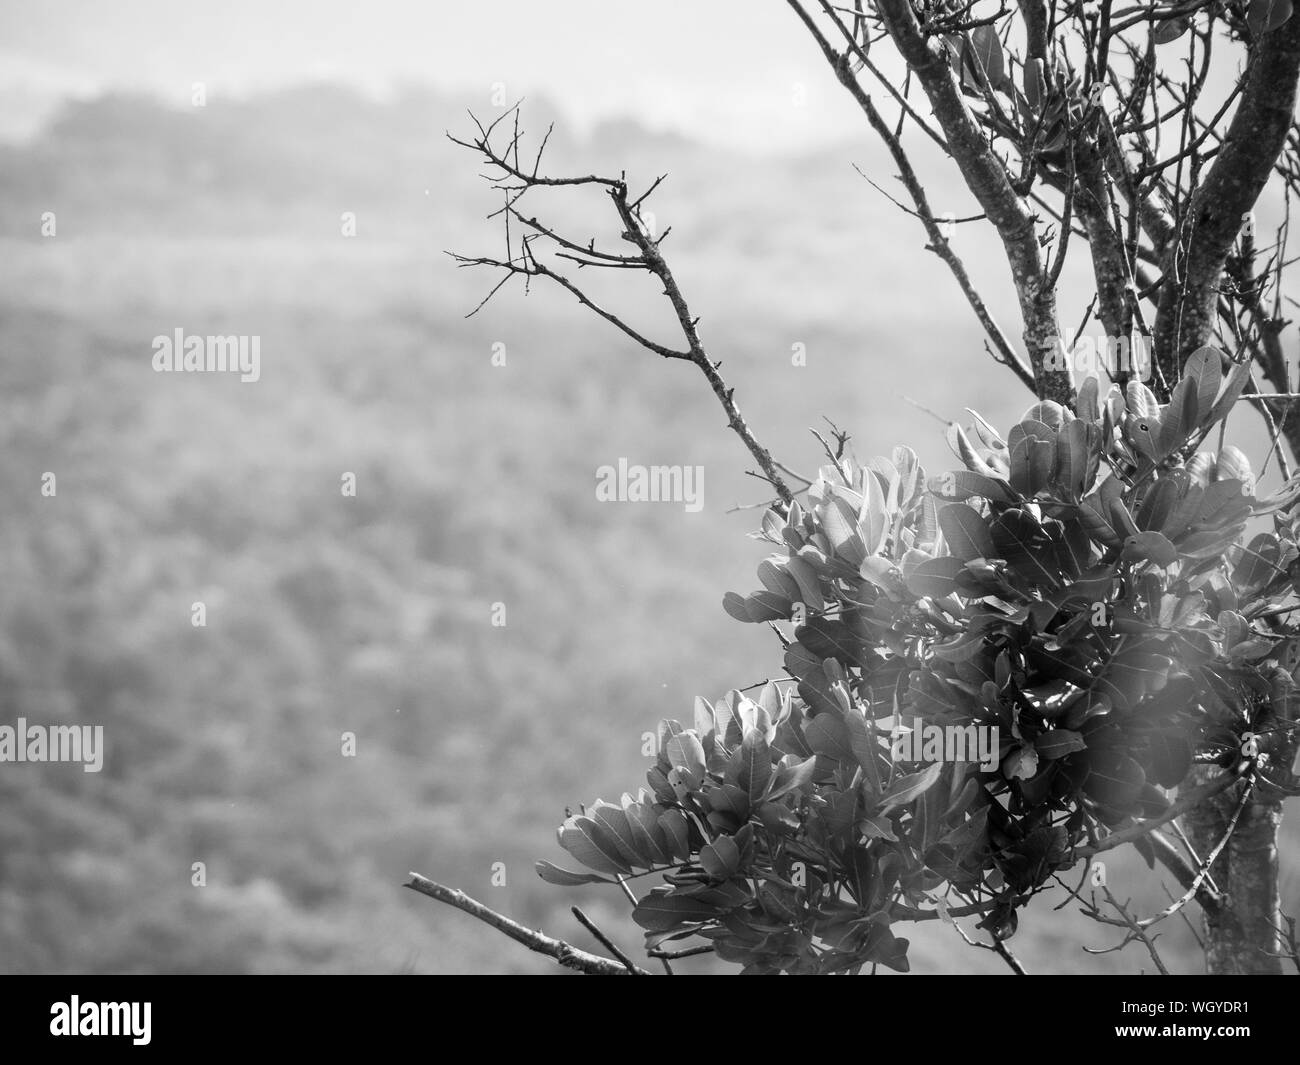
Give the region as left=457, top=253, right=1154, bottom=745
left=541, top=349, right=1300, bottom=973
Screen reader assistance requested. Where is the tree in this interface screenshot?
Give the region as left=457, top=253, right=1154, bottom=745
left=410, top=0, right=1300, bottom=974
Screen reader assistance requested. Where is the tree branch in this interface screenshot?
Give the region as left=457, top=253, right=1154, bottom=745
left=871, top=0, right=1075, bottom=404
left=404, top=873, right=652, bottom=975
left=1146, top=830, right=1223, bottom=917
left=789, top=0, right=1036, bottom=393
left=1076, top=768, right=1244, bottom=858
left=450, top=111, right=794, bottom=506
left=1153, top=15, right=1300, bottom=375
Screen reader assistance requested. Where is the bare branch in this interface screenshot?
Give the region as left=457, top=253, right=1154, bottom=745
left=950, top=915, right=1030, bottom=973
left=450, top=112, right=794, bottom=505
left=789, top=0, right=1037, bottom=393
left=1083, top=885, right=1172, bottom=975
left=1076, top=768, right=1244, bottom=858
left=404, top=873, right=652, bottom=975
left=870, top=0, right=1074, bottom=404
left=1146, top=830, right=1223, bottom=917
left=571, top=907, right=642, bottom=974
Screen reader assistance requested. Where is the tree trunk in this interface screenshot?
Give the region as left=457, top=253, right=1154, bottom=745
left=1184, top=673, right=1298, bottom=974
left=1184, top=769, right=1284, bottom=974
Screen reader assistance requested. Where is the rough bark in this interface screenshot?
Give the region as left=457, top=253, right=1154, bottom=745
left=1183, top=769, right=1284, bottom=974
left=1185, top=671, right=1300, bottom=974
left=1139, top=19, right=1300, bottom=976
left=1153, top=16, right=1300, bottom=379
left=875, top=0, right=1075, bottom=405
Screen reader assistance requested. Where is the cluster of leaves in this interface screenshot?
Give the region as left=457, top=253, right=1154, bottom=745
left=540, top=348, right=1300, bottom=973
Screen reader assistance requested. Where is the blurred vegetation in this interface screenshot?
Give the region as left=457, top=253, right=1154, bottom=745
left=0, top=86, right=1294, bottom=973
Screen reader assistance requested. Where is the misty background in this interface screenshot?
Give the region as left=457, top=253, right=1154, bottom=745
left=0, top=0, right=1295, bottom=973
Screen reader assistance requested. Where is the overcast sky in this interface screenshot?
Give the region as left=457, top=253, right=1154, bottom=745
left=0, top=0, right=870, bottom=150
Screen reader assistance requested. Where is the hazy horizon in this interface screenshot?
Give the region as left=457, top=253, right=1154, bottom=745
left=0, top=0, right=878, bottom=152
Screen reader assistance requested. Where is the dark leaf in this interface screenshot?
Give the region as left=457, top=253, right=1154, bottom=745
left=1035, top=728, right=1087, bottom=760
left=1247, top=0, right=1294, bottom=36
left=970, top=24, right=1006, bottom=87
left=766, top=755, right=817, bottom=802
left=860, top=920, right=911, bottom=972
left=939, top=502, right=996, bottom=562
left=535, top=860, right=615, bottom=886
left=948, top=422, right=995, bottom=475
left=978, top=903, right=1019, bottom=941
left=804, top=711, right=855, bottom=765
left=1082, top=750, right=1146, bottom=810
left=1206, top=357, right=1251, bottom=427
left=799, top=660, right=852, bottom=718
left=844, top=710, right=886, bottom=790
left=1158, top=373, right=1201, bottom=457
left=632, top=890, right=722, bottom=932
left=798, top=615, right=875, bottom=669
left=623, top=796, right=670, bottom=864
left=784, top=555, right=826, bottom=612
left=699, top=834, right=741, bottom=880
left=657, top=809, right=693, bottom=861
left=1233, top=532, right=1280, bottom=595
left=1008, top=432, right=1056, bottom=497
left=1080, top=478, right=1126, bottom=547
left=1183, top=345, right=1222, bottom=426
left=1055, top=418, right=1091, bottom=499
left=1076, top=375, right=1100, bottom=422
left=905, top=554, right=967, bottom=598
left=1121, top=530, right=1179, bottom=567
left=880, top=762, right=944, bottom=813
left=991, top=508, right=1061, bottom=588
left=1153, top=15, right=1191, bottom=43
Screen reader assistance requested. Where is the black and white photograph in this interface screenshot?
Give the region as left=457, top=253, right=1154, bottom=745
left=1, top=0, right=1298, bottom=1034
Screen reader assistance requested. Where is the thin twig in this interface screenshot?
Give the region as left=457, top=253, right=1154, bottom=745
left=571, top=907, right=642, bottom=974
left=404, top=873, right=651, bottom=975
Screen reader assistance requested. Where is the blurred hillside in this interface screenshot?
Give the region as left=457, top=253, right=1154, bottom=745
left=0, top=85, right=1295, bottom=973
